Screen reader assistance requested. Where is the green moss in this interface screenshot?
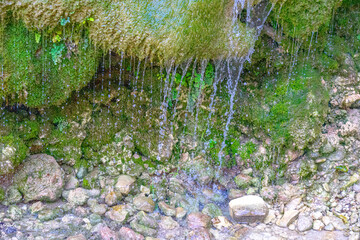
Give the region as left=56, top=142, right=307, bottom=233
left=17, top=119, right=40, bottom=140
left=45, top=125, right=84, bottom=166
left=82, top=108, right=121, bottom=152
left=82, top=179, right=91, bottom=189
left=0, top=21, right=98, bottom=108
left=0, top=111, right=17, bottom=136
left=299, top=159, right=317, bottom=179
left=239, top=141, right=257, bottom=160
left=240, top=65, right=329, bottom=152
left=273, top=0, right=342, bottom=40
left=0, top=134, right=28, bottom=175
left=2, top=0, right=255, bottom=63
left=0, top=188, right=5, bottom=202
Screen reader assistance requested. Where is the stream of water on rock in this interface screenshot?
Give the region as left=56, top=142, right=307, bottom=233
left=4, top=0, right=359, bottom=239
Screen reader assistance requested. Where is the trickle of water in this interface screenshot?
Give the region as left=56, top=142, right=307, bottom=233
left=157, top=61, right=178, bottom=160
left=118, top=51, right=124, bottom=90
left=170, top=58, right=192, bottom=136
left=193, top=59, right=208, bottom=141
left=217, top=1, right=275, bottom=170
left=140, top=57, right=148, bottom=101
left=130, top=59, right=142, bottom=130
left=183, top=59, right=198, bottom=132
left=203, top=60, right=225, bottom=152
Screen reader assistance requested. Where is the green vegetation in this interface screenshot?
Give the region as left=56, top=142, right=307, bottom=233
left=272, top=0, right=342, bottom=40
left=240, top=65, right=329, bottom=151
left=0, top=134, right=28, bottom=175
left=0, top=21, right=98, bottom=108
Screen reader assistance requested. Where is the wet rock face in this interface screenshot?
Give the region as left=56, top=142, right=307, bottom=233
left=0, top=144, right=17, bottom=176
left=0, top=135, right=27, bottom=176
left=11, top=154, right=64, bottom=202
left=229, top=195, right=269, bottom=223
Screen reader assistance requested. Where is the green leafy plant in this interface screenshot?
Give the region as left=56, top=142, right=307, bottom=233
left=50, top=43, right=65, bottom=65
left=35, top=33, right=41, bottom=43
left=60, top=17, right=70, bottom=26
left=53, top=116, right=68, bottom=132
left=335, top=165, right=348, bottom=173
left=239, top=141, right=257, bottom=160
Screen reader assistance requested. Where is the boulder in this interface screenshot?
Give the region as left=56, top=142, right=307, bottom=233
left=229, top=195, right=268, bottom=223
left=12, top=154, right=64, bottom=202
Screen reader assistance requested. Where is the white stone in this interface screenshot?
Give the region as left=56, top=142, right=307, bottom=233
left=229, top=195, right=268, bottom=223
left=311, top=211, right=323, bottom=220
left=313, top=220, right=325, bottom=231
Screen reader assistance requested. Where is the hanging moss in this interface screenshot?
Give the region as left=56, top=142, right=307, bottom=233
left=0, top=21, right=98, bottom=108
left=0, top=0, right=259, bottom=64
left=272, top=0, right=342, bottom=40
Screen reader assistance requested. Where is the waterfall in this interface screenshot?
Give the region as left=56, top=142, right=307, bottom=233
left=217, top=0, right=275, bottom=169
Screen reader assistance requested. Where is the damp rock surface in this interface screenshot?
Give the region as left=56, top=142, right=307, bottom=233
left=11, top=154, right=64, bottom=203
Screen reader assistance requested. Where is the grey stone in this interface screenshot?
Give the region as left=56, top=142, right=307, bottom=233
left=30, top=201, right=45, bottom=214
left=328, top=149, right=346, bottom=161
left=175, top=207, right=186, bottom=219
left=65, top=175, right=79, bottom=190
left=234, top=174, right=253, bottom=189
left=89, top=214, right=102, bottom=225
left=133, top=195, right=155, bottom=213
left=229, top=195, right=268, bottom=223
left=130, top=221, right=157, bottom=237
left=158, top=201, right=176, bottom=216
left=98, top=226, right=118, bottom=240
left=159, top=216, right=179, bottom=230
left=297, top=215, right=313, bottom=232
left=7, top=205, right=23, bottom=220
left=67, top=234, right=87, bottom=240
left=38, top=208, right=62, bottom=222
left=136, top=211, right=159, bottom=229
left=313, top=220, right=325, bottom=231
left=0, top=140, right=21, bottom=175
left=3, top=187, right=22, bottom=205
left=91, top=203, right=107, bottom=215
left=324, top=223, right=335, bottom=231
left=228, top=189, right=245, bottom=200
left=76, top=166, right=87, bottom=179
left=67, top=188, right=89, bottom=205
